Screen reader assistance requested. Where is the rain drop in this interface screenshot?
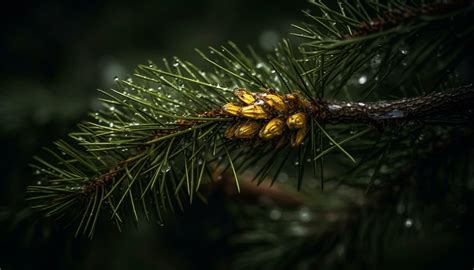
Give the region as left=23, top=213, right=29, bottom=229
left=404, top=218, right=413, bottom=228
left=161, top=165, right=171, bottom=173
left=298, top=207, right=312, bottom=222
left=371, top=54, right=382, bottom=67
left=289, top=222, right=307, bottom=236
left=358, top=75, right=367, bottom=84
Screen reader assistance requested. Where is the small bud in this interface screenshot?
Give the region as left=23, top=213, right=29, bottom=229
left=259, top=118, right=285, bottom=140
left=286, top=112, right=307, bottom=129
left=291, top=125, right=307, bottom=147
left=234, top=88, right=255, bottom=104
left=297, top=97, right=312, bottom=110
left=234, top=122, right=262, bottom=139
left=263, top=94, right=286, bottom=113
left=222, top=103, right=241, bottom=116
left=285, top=93, right=296, bottom=101
left=240, top=105, right=269, bottom=119
left=284, top=93, right=298, bottom=110
left=224, top=124, right=238, bottom=139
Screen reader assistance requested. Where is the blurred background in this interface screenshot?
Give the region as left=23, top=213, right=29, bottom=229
left=0, top=0, right=307, bottom=269
left=3, top=1, right=474, bottom=270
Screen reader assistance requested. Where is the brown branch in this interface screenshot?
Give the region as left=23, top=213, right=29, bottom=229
left=79, top=85, right=474, bottom=196
left=318, top=85, right=474, bottom=124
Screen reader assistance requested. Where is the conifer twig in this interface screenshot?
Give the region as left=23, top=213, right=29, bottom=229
left=317, top=85, right=474, bottom=124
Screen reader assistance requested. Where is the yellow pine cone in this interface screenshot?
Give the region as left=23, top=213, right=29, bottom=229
left=297, top=97, right=312, bottom=110
left=222, top=103, right=241, bottom=116
left=234, top=89, right=255, bottom=104
left=240, top=104, right=269, bottom=119
left=291, top=125, right=307, bottom=147
left=262, top=94, right=286, bottom=113
left=224, top=124, right=239, bottom=139
left=259, top=118, right=285, bottom=140
left=234, top=122, right=262, bottom=139
left=286, top=112, right=307, bottom=129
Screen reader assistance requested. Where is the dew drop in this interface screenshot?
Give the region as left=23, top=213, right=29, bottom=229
left=404, top=218, right=413, bottom=228
left=70, top=186, right=83, bottom=191
left=113, top=76, right=119, bottom=82
left=289, top=222, right=307, bottom=236
left=358, top=75, right=367, bottom=85
left=109, top=122, right=114, bottom=128
left=371, top=54, right=382, bottom=67
left=298, top=207, right=312, bottom=222
left=161, top=165, right=171, bottom=173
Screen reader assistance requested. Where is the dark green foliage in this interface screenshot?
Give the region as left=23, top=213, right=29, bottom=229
left=21, top=0, right=474, bottom=269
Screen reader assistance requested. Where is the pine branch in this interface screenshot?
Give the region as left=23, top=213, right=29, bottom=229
left=25, top=0, right=474, bottom=236
left=318, top=84, right=474, bottom=123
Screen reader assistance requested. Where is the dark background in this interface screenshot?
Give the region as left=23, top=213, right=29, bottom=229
left=0, top=0, right=306, bottom=269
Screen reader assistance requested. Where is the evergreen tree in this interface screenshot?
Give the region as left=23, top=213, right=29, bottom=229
left=7, top=0, right=474, bottom=269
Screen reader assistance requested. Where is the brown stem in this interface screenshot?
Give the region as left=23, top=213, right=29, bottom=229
left=318, top=85, right=474, bottom=124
